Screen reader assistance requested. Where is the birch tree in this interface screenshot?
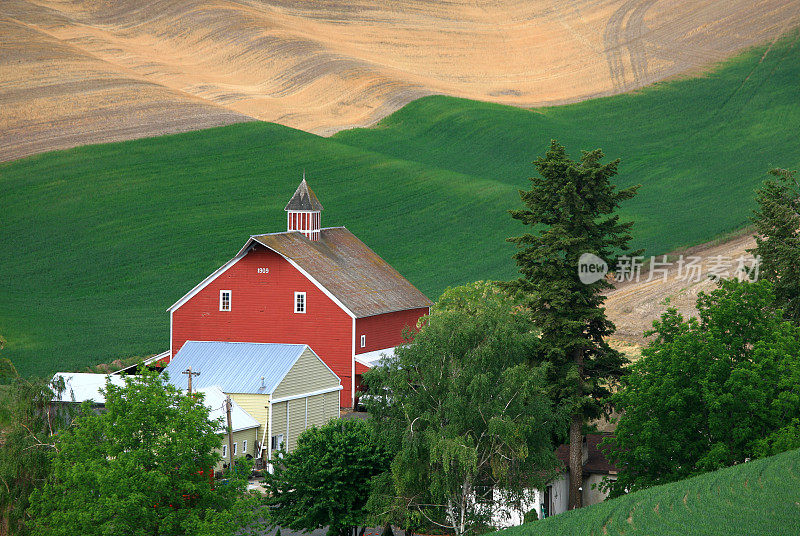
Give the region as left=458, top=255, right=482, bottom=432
left=364, top=282, right=564, bottom=535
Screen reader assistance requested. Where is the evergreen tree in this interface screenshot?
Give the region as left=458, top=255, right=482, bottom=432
left=749, top=167, right=800, bottom=320
left=503, top=140, right=639, bottom=509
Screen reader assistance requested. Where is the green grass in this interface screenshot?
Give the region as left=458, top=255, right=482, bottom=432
left=498, top=448, right=800, bottom=536
left=2, top=31, right=800, bottom=377
left=333, top=31, right=800, bottom=255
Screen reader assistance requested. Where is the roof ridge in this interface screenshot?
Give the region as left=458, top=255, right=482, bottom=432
left=250, top=226, right=345, bottom=238
left=184, top=340, right=305, bottom=348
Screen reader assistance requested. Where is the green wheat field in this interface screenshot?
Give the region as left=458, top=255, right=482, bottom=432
left=498, top=448, right=800, bottom=536
left=2, top=31, right=799, bottom=376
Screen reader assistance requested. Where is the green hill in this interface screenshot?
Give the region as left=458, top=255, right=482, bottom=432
left=499, top=448, right=800, bottom=536
left=2, top=31, right=800, bottom=377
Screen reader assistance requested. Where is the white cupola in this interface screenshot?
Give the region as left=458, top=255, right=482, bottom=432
left=285, top=176, right=323, bottom=241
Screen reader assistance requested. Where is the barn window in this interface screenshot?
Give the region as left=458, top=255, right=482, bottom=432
left=294, top=292, right=306, bottom=313
left=222, top=444, right=227, bottom=458
left=242, top=440, right=247, bottom=453
left=360, top=335, right=366, bottom=348
left=220, top=290, right=231, bottom=311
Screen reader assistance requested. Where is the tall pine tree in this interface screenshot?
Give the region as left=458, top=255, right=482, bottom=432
left=748, top=167, right=800, bottom=321
left=503, top=140, right=639, bottom=509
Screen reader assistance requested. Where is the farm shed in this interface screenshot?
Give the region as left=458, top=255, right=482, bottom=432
left=164, top=340, right=342, bottom=467
left=51, top=372, right=126, bottom=407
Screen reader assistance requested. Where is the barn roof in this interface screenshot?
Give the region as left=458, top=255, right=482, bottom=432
left=285, top=178, right=323, bottom=211
left=249, top=227, right=432, bottom=318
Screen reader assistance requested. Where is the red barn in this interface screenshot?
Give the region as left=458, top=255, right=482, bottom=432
left=167, top=179, right=432, bottom=408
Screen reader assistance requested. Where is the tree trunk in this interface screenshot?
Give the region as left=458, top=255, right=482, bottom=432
left=569, top=345, right=585, bottom=510
left=568, top=413, right=583, bottom=510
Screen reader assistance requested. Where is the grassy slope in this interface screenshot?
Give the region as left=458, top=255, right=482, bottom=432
left=2, top=32, right=800, bottom=377
left=499, top=448, right=800, bottom=536
left=333, top=31, right=800, bottom=256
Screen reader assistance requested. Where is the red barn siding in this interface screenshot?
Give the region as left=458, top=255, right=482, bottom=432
left=171, top=245, right=354, bottom=406
left=355, top=307, right=428, bottom=354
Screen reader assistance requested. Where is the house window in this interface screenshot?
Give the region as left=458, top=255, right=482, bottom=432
left=360, top=335, right=366, bottom=348
left=220, top=290, right=231, bottom=311
left=242, top=440, right=247, bottom=454
left=271, top=434, right=285, bottom=451
left=222, top=444, right=227, bottom=458
left=294, top=292, right=306, bottom=313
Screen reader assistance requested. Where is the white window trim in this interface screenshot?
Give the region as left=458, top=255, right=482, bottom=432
left=222, top=444, right=227, bottom=458
left=242, top=440, right=247, bottom=454
left=233, top=442, right=238, bottom=456
left=219, top=290, right=231, bottom=311
left=294, top=291, right=306, bottom=314
left=271, top=434, right=285, bottom=453
left=360, top=334, right=366, bottom=348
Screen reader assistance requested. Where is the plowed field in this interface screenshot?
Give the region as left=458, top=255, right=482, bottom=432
left=3, top=0, right=799, bottom=160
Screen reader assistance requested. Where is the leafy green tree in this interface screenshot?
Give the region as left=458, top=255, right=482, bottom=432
left=503, top=141, right=639, bottom=509
left=0, top=363, right=68, bottom=536
left=364, top=282, right=564, bottom=536
left=28, top=369, right=263, bottom=536
left=749, top=167, right=800, bottom=320
left=262, top=418, right=389, bottom=536
left=606, top=279, right=800, bottom=494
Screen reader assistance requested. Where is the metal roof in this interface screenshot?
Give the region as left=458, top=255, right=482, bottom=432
left=197, top=385, right=261, bottom=433
left=354, top=346, right=397, bottom=368
left=163, top=341, right=308, bottom=395
left=51, top=372, right=127, bottom=404
left=285, top=178, right=323, bottom=211
left=251, top=227, right=432, bottom=318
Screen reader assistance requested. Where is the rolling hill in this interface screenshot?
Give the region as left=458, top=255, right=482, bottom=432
left=3, top=0, right=799, bottom=160
left=2, top=30, right=800, bottom=377
left=497, top=447, right=800, bottom=536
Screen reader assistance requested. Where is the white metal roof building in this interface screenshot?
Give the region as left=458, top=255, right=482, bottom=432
left=163, top=341, right=342, bottom=466
left=51, top=372, right=127, bottom=404
left=197, top=385, right=261, bottom=433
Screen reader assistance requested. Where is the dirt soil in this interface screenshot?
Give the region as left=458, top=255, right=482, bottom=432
left=605, top=231, right=757, bottom=349
left=3, top=0, right=800, bottom=160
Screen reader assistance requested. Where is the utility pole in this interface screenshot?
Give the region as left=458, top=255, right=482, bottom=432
left=225, top=395, right=235, bottom=470
left=182, top=367, right=200, bottom=396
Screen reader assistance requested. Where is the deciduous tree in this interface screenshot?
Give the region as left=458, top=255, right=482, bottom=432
left=606, top=279, right=800, bottom=494
left=503, top=141, right=639, bottom=509
left=0, top=361, right=67, bottom=536
left=364, top=282, right=564, bottom=535
left=262, top=418, right=389, bottom=536
left=28, top=369, right=263, bottom=536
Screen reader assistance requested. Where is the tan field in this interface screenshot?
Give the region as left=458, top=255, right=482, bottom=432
left=605, top=231, right=757, bottom=353
left=3, top=0, right=800, bottom=161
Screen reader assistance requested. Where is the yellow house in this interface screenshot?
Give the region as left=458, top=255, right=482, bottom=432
left=165, top=341, right=342, bottom=469
left=196, top=385, right=261, bottom=471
